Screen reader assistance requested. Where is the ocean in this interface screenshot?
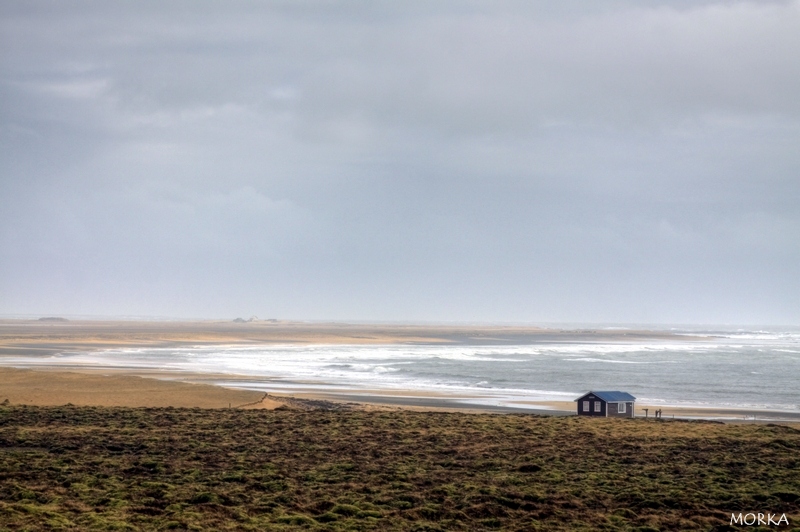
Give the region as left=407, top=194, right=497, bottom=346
left=3, top=327, right=798, bottom=412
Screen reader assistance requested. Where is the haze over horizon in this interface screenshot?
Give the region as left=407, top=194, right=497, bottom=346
left=2, top=1, right=799, bottom=325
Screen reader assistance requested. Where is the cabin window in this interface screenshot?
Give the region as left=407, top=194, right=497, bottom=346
left=594, top=402, right=601, bottom=412
left=618, top=402, right=626, bottom=413
left=583, top=401, right=589, bottom=411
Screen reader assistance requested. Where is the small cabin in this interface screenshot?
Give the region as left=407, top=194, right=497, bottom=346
left=575, top=391, right=636, bottom=418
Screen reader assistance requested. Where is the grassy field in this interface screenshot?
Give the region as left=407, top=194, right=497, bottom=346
left=1, top=405, right=798, bottom=531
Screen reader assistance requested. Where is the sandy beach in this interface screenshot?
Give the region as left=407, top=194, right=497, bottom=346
left=0, top=367, right=283, bottom=409
left=4, top=365, right=799, bottom=423
left=2, top=319, right=798, bottom=422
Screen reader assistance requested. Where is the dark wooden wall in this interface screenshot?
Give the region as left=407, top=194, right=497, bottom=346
left=577, top=395, right=606, bottom=416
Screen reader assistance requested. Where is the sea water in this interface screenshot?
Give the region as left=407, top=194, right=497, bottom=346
left=3, top=327, right=798, bottom=411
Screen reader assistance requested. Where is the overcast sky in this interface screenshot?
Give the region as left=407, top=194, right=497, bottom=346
left=1, top=1, right=798, bottom=324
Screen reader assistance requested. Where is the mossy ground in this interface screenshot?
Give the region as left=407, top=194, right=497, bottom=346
left=1, top=405, right=798, bottom=531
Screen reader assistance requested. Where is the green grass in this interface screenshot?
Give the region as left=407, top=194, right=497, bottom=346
left=1, top=405, right=798, bottom=530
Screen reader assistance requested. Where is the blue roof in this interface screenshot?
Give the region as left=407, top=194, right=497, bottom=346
left=576, top=391, right=636, bottom=402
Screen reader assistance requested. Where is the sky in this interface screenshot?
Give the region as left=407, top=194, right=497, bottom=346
left=1, top=1, right=799, bottom=324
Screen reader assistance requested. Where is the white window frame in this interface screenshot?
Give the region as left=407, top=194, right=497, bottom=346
left=583, top=400, right=589, bottom=412
left=618, top=402, right=626, bottom=413
left=594, top=401, right=601, bottom=413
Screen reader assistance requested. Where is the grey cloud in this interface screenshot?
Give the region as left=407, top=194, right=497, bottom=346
left=1, top=1, right=798, bottom=323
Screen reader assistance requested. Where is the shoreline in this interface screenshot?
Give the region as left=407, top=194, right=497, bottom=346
left=264, top=390, right=800, bottom=422
left=4, top=364, right=798, bottom=421
left=3, top=367, right=799, bottom=423
left=2, top=319, right=798, bottom=422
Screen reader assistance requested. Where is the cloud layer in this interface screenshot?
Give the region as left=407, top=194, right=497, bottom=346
left=2, top=1, right=799, bottom=323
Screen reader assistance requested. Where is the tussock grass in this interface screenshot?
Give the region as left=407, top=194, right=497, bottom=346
left=1, top=405, right=798, bottom=530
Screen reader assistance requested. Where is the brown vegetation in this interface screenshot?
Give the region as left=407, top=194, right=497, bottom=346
left=1, top=406, right=798, bottom=531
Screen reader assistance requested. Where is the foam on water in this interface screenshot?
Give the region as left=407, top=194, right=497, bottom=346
left=2, top=328, right=799, bottom=411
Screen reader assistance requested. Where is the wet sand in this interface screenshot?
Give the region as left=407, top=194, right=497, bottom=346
left=270, top=392, right=800, bottom=422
